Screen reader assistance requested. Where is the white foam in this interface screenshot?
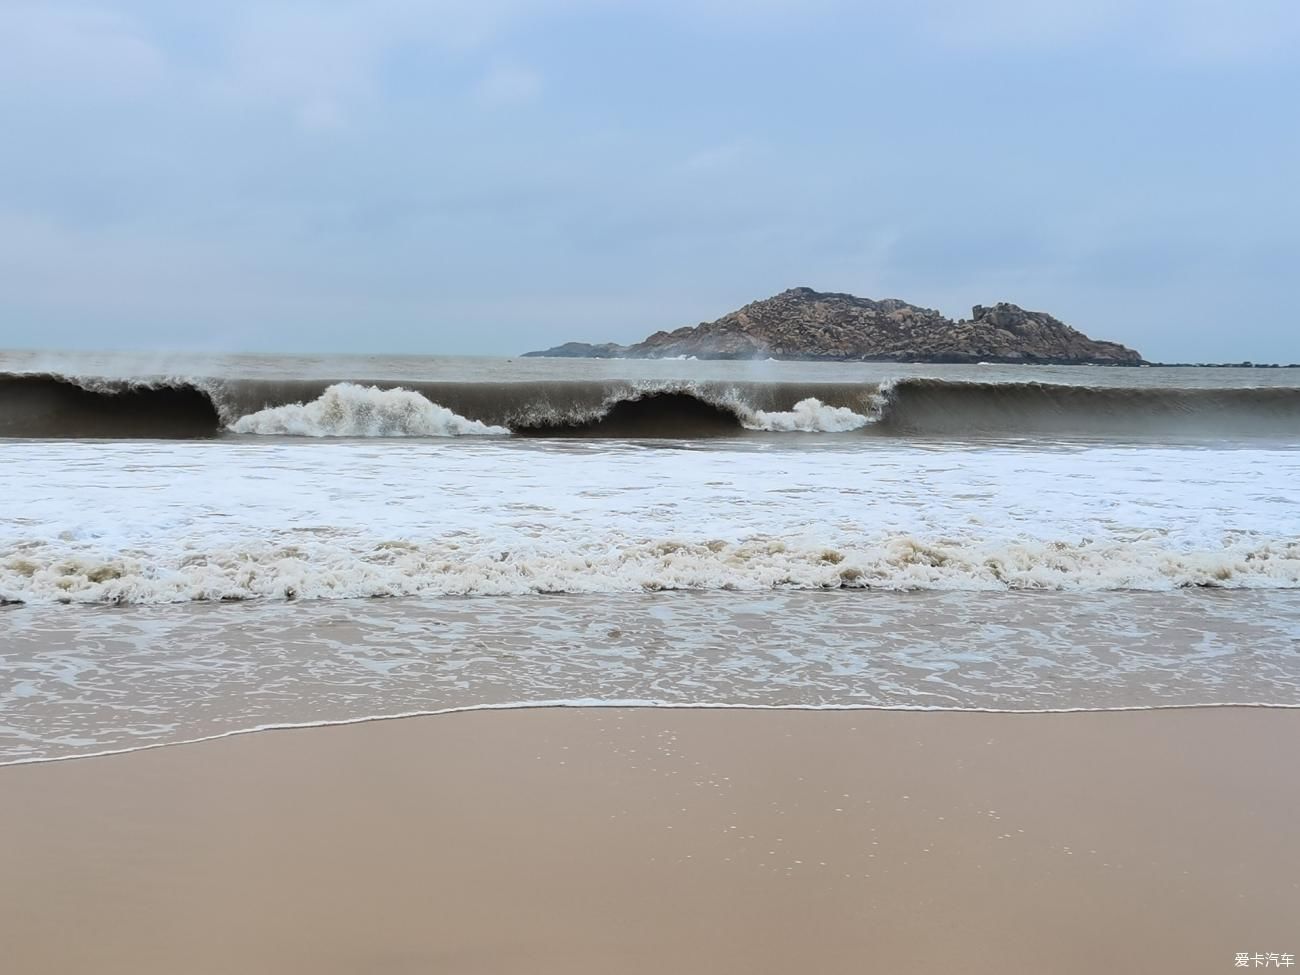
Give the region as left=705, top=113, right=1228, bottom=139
left=229, top=383, right=509, bottom=437
left=3, top=438, right=1299, bottom=604
left=3, top=534, right=1298, bottom=605
left=745, top=397, right=872, bottom=432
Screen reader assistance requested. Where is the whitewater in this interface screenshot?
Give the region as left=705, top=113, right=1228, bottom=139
left=226, top=382, right=869, bottom=437
left=2, top=437, right=1299, bottom=605
left=3, top=353, right=1300, bottom=762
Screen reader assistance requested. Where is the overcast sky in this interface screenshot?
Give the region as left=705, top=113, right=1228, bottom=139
left=1, top=1, right=1297, bottom=362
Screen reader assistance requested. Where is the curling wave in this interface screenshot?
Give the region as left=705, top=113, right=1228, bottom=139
left=0, top=373, right=223, bottom=438
left=875, top=379, right=1300, bottom=438
left=228, top=383, right=509, bottom=437
left=2, top=370, right=1298, bottom=440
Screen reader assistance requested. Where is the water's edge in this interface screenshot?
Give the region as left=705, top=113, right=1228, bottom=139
left=5, top=699, right=1297, bottom=770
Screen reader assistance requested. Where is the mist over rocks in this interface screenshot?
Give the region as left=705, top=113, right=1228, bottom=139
left=523, top=288, right=1145, bottom=364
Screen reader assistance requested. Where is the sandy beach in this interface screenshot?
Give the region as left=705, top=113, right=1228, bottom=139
left=1, top=706, right=1296, bottom=974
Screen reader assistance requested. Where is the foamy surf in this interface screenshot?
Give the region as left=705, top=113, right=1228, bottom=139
left=226, top=389, right=920, bottom=439
left=3, top=351, right=1300, bottom=769
left=229, top=383, right=509, bottom=437
left=744, top=397, right=873, bottom=432
left=5, top=589, right=1300, bottom=764
left=4, top=534, right=1299, bottom=605
left=4, top=436, right=1299, bottom=604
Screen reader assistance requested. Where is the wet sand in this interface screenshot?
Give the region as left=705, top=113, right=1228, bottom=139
left=1, top=707, right=1297, bottom=974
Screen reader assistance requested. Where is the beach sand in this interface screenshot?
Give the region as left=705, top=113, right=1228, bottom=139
left=1, top=707, right=1296, bottom=974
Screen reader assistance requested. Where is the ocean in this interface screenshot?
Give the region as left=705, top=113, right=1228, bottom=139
left=3, top=351, right=1299, bottom=764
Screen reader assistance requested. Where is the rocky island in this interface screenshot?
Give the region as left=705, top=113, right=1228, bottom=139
left=523, top=287, right=1144, bottom=364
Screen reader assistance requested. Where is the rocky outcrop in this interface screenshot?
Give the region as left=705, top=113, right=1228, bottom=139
left=946, top=303, right=1144, bottom=364
left=520, top=341, right=629, bottom=359
left=523, top=288, right=1145, bottom=364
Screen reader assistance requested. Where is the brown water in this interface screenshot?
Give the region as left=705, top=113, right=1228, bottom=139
left=4, top=589, right=1299, bottom=764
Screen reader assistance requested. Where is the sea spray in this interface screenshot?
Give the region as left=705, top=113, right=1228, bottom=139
left=229, top=383, right=509, bottom=437
left=746, top=398, right=873, bottom=432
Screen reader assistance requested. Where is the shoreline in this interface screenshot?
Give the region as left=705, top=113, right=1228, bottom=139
left=3, top=705, right=1297, bottom=974
left=5, top=699, right=1300, bottom=770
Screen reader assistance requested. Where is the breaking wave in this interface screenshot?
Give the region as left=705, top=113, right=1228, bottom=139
left=2, top=370, right=1298, bottom=440
left=875, top=379, right=1300, bottom=437
left=747, top=397, right=873, bottom=432
left=4, top=534, right=1299, bottom=605
left=228, top=383, right=508, bottom=437
left=0, top=373, right=222, bottom=439
left=512, top=390, right=746, bottom=437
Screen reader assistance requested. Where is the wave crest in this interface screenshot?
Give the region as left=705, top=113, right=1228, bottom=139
left=874, top=378, right=1300, bottom=437
left=745, top=397, right=872, bottom=432
left=0, top=372, right=222, bottom=438
left=4, top=369, right=1299, bottom=440
left=229, top=383, right=509, bottom=437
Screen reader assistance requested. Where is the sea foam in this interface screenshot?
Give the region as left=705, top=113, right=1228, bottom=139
left=745, top=397, right=873, bottom=432
left=3, top=437, right=1299, bottom=605
left=229, top=383, right=509, bottom=437
left=4, top=534, right=1299, bottom=605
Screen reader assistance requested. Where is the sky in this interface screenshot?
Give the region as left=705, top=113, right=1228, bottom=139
left=1, top=0, right=1297, bottom=362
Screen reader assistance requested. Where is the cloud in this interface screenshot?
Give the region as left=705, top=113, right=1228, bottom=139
left=473, top=63, right=543, bottom=107
left=1155, top=0, right=1300, bottom=63
left=0, top=2, right=166, bottom=95
left=679, top=143, right=750, bottom=174
left=210, top=5, right=391, bottom=128
left=201, top=0, right=556, bottom=126
left=0, top=0, right=1296, bottom=360
left=912, top=0, right=1300, bottom=64
left=296, top=98, right=348, bottom=132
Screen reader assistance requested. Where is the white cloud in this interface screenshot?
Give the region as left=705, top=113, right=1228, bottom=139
left=912, top=0, right=1300, bottom=64
left=211, top=5, right=387, bottom=126
left=1155, top=0, right=1300, bottom=63
left=0, top=2, right=166, bottom=94
left=297, top=98, right=348, bottom=132
left=680, top=143, right=749, bottom=174
left=1, top=0, right=1295, bottom=359
left=473, top=63, right=543, bottom=107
